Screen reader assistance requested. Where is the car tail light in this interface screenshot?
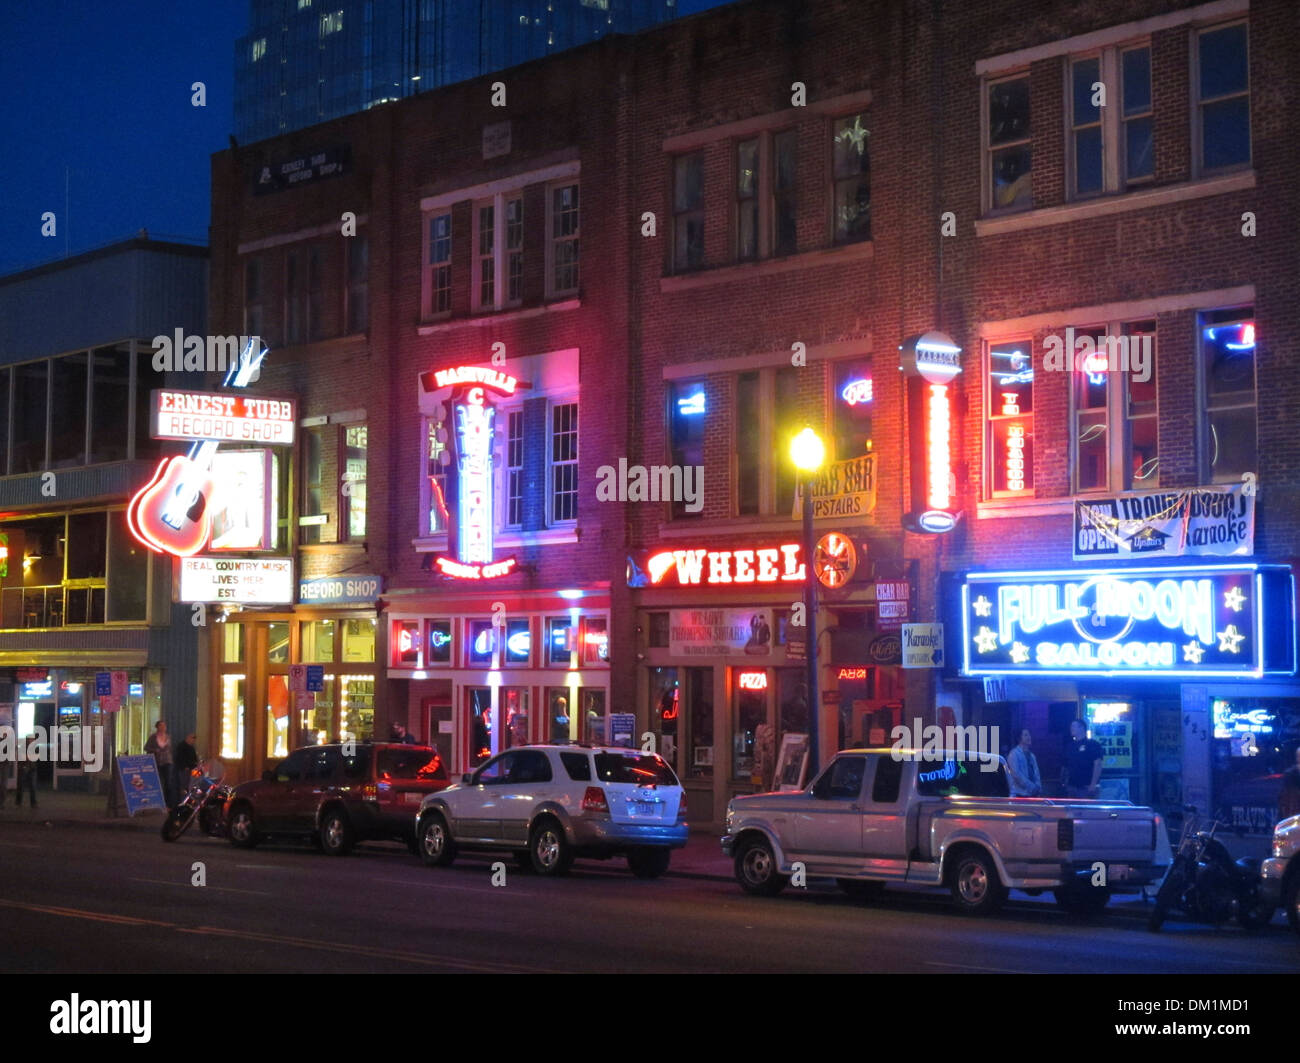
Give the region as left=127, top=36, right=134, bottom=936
left=1152, top=814, right=1161, bottom=851
left=1058, top=818, right=1074, bottom=851
left=676, top=793, right=689, bottom=822
left=360, top=783, right=378, bottom=801
left=581, top=786, right=609, bottom=813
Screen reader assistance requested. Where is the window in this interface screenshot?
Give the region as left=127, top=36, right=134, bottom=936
left=831, top=113, right=870, bottom=243
left=673, top=152, right=705, bottom=271
left=320, top=10, right=342, bottom=36
left=251, top=38, right=266, bottom=62
left=505, top=410, right=524, bottom=528
left=1068, top=44, right=1153, bottom=199
left=307, top=244, right=324, bottom=341
left=51, top=353, right=89, bottom=466
left=1196, top=23, right=1250, bottom=173
left=560, top=751, right=591, bottom=781
left=773, top=129, right=797, bottom=256
left=244, top=256, right=264, bottom=338
left=1068, top=321, right=1158, bottom=493
left=812, top=755, right=866, bottom=800
left=1199, top=309, right=1256, bottom=484
left=736, top=139, right=759, bottom=261
left=346, top=235, right=368, bottom=334
left=832, top=360, right=873, bottom=460
left=342, top=424, right=367, bottom=540
left=425, top=414, right=451, bottom=534
left=426, top=213, right=452, bottom=316
left=426, top=619, right=452, bottom=665
left=987, top=75, right=1032, bottom=211
left=505, top=618, right=531, bottom=665
left=551, top=402, right=578, bottom=522
left=90, top=345, right=132, bottom=464
left=987, top=340, right=1034, bottom=496
left=467, top=620, right=495, bottom=666
left=735, top=367, right=802, bottom=516
left=546, top=617, right=573, bottom=665
left=300, top=425, right=324, bottom=544
left=549, top=183, right=579, bottom=295
left=285, top=250, right=305, bottom=345
left=472, top=194, right=523, bottom=312
left=12, top=360, right=48, bottom=474
left=668, top=380, right=705, bottom=519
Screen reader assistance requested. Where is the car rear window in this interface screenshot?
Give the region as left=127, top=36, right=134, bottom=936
left=914, top=756, right=1010, bottom=798
left=341, top=746, right=371, bottom=780
left=377, top=747, right=448, bottom=782
left=594, top=751, right=678, bottom=786
left=560, top=752, right=592, bottom=781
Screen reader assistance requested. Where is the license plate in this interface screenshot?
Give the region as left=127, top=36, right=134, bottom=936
left=633, top=802, right=659, bottom=816
left=402, top=792, right=423, bottom=805
left=1108, top=864, right=1131, bottom=881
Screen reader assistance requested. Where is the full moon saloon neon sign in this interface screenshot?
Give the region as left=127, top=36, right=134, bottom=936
left=959, top=564, right=1296, bottom=678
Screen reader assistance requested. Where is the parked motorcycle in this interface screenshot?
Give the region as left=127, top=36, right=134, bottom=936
left=1148, top=808, right=1273, bottom=931
left=161, top=762, right=232, bottom=842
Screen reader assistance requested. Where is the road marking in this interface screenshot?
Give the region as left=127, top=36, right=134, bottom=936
left=925, top=960, right=1024, bottom=973
left=129, top=877, right=272, bottom=897
left=0, top=896, right=556, bottom=973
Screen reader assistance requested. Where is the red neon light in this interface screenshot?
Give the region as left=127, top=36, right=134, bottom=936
left=429, top=477, right=450, bottom=523
left=926, top=384, right=951, bottom=511
left=645, top=545, right=804, bottom=587
left=434, top=556, right=517, bottom=580
left=426, top=365, right=519, bottom=395
left=127, top=455, right=215, bottom=556
left=737, top=671, right=768, bottom=691
left=837, top=667, right=868, bottom=680
left=999, top=392, right=1020, bottom=416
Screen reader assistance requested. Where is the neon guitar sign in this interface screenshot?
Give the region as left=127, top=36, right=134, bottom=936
left=127, top=342, right=267, bottom=556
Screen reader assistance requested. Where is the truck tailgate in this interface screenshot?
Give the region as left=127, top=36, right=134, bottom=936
left=1069, top=805, right=1154, bottom=856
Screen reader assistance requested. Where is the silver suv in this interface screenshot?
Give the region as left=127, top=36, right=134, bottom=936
left=414, top=745, right=689, bottom=878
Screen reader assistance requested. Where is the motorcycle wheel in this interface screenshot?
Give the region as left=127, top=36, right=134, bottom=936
left=1235, top=888, right=1274, bottom=930
left=161, top=806, right=196, bottom=842
left=1148, top=867, right=1184, bottom=932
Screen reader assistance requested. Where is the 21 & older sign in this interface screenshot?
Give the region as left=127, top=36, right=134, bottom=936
left=1074, top=484, right=1254, bottom=560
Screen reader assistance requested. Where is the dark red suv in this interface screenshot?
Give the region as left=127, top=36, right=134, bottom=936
left=224, top=742, right=450, bottom=855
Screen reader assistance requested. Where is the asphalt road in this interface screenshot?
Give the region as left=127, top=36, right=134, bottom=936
left=1, top=821, right=1296, bottom=975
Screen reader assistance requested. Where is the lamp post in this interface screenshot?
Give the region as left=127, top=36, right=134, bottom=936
left=791, top=426, right=825, bottom=777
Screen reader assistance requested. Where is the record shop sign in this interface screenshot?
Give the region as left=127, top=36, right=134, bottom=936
left=254, top=145, right=350, bottom=194
left=1074, top=484, right=1254, bottom=560
left=793, top=453, right=877, bottom=520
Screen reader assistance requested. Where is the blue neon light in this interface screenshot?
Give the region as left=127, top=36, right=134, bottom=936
left=676, top=392, right=705, bottom=416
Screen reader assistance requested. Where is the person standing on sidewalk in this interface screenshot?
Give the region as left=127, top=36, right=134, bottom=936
left=145, top=720, right=174, bottom=807
left=1062, top=718, right=1103, bottom=799
left=1007, top=728, right=1042, bottom=797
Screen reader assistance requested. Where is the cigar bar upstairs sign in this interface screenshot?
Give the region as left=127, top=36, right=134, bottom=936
left=1074, top=484, right=1254, bottom=560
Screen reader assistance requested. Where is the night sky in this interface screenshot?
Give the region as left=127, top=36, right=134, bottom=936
left=0, top=0, right=726, bottom=279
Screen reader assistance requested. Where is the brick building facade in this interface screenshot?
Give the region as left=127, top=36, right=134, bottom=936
left=203, top=0, right=1298, bottom=832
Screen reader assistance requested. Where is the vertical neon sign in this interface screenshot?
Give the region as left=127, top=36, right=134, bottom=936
left=927, top=384, right=951, bottom=511
left=455, top=387, right=495, bottom=565
left=900, top=331, right=962, bottom=533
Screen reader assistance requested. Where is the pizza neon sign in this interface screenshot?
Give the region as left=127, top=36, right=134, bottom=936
left=737, top=671, right=768, bottom=691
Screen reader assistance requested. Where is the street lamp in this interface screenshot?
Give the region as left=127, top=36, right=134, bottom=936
left=790, top=426, right=825, bottom=778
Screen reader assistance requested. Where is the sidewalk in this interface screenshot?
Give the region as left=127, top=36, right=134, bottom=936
left=0, top=788, right=161, bottom=829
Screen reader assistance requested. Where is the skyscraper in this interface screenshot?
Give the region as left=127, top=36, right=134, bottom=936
left=235, top=0, right=677, bottom=144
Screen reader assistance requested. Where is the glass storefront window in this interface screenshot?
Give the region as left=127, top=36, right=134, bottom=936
left=503, top=687, right=530, bottom=749
left=650, top=667, right=679, bottom=767
left=468, top=620, right=495, bottom=666
left=467, top=687, right=492, bottom=766
left=267, top=674, right=290, bottom=758
left=581, top=688, right=606, bottom=745
left=733, top=688, right=766, bottom=782
left=268, top=622, right=289, bottom=664
left=546, top=617, right=572, bottom=665
left=301, top=619, right=336, bottom=662
left=302, top=675, right=335, bottom=745
left=221, top=675, right=246, bottom=759
left=505, top=618, right=530, bottom=664
left=341, top=618, right=375, bottom=662
left=341, top=675, right=374, bottom=742
left=222, top=622, right=244, bottom=663
left=546, top=687, right=573, bottom=743
left=777, top=668, right=808, bottom=738
left=583, top=617, right=608, bottom=664
left=426, top=619, right=452, bottom=665
left=393, top=620, right=420, bottom=665
left=1211, top=697, right=1300, bottom=834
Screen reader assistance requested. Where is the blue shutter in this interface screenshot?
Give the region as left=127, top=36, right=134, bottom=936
left=521, top=397, right=548, bottom=531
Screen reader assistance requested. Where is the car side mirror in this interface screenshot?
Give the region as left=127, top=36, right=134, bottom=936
left=461, top=773, right=473, bottom=786
left=262, top=770, right=275, bottom=783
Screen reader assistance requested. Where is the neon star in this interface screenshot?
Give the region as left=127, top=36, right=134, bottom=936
left=1183, top=641, right=1205, bottom=664
left=1223, top=586, right=1246, bottom=612
left=1216, top=625, right=1245, bottom=654
left=836, top=115, right=870, bottom=155
left=1010, top=642, right=1031, bottom=664
left=973, top=626, right=999, bottom=654
left=972, top=595, right=992, bottom=617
